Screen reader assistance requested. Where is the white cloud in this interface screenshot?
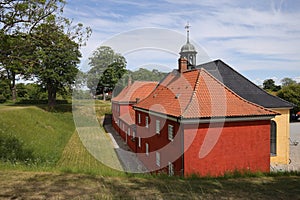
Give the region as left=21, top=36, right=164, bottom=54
left=64, top=0, right=300, bottom=82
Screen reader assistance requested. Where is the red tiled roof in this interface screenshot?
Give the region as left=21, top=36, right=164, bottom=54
left=119, top=107, right=135, bottom=126
left=112, top=81, right=158, bottom=103
left=134, top=69, right=277, bottom=119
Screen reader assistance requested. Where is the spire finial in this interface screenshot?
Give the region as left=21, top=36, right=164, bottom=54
left=185, top=22, right=191, bottom=43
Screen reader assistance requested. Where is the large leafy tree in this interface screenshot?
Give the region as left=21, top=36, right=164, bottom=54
left=96, top=62, right=127, bottom=98
left=0, top=0, right=91, bottom=105
left=87, top=46, right=127, bottom=98
left=0, top=0, right=65, bottom=33
left=31, top=18, right=82, bottom=107
left=0, top=0, right=65, bottom=101
left=277, top=83, right=300, bottom=111
left=281, top=77, right=297, bottom=87
left=0, top=33, right=35, bottom=101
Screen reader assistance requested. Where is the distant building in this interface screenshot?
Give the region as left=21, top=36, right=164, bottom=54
left=111, top=80, right=158, bottom=151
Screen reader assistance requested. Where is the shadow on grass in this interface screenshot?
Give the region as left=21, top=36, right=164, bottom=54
left=1, top=171, right=300, bottom=199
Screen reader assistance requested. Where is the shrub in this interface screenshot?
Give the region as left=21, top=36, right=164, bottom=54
left=0, top=135, right=35, bottom=164
left=0, top=94, right=6, bottom=103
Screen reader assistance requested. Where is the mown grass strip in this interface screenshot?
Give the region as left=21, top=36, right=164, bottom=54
left=57, top=130, right=124, bottom=176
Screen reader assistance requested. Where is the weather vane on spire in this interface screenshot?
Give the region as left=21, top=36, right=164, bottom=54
left=185, top=22, right=191, bottom=43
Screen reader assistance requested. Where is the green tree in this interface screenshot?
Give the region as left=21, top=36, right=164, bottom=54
left=0, top=78, right=11, bottom=103
left=281, top=77, right=297, bottom=87
left=263, top=79, right=281, bottom=92
left=87, top=46, right=127, bottom=96
left=0, top=34, right=35, bottom=101
left=31, top=19, right=82, bottom=107
left=0, top=0, right=65, bottom=101
left=96, top=62, right=127, bottom=100
left=277, top=83, right=300, bottom=111
left=129, top=68, right=167, bottom=82
left=0, top=0, right=65, bottom=34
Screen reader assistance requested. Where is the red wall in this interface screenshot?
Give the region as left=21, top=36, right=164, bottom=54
left=183, top=120, right=271, bottom=177
left=135, top=111, right=183, bottom=175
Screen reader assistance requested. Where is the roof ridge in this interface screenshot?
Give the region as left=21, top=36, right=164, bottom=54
left=200, top=68, right=278, bottom=115
left=215, top=60, right=294, bottom=108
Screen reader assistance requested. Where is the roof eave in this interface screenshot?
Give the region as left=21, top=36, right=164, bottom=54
left=180, top=115, right=276, bottom=124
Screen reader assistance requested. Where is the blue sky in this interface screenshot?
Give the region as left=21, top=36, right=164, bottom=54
left=64, top=0, right=300, bottom=85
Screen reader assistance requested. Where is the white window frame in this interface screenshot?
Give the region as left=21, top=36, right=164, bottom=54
left=132, top=131, right=136, bottom=139
left=138, top=137, right=141, bottom=148
left=145, top=116, right=149, bottom=128
left=168, top=162, right=174, bottom=176
left=168, top=124, right=174, bottom=141
left=156, top=152, right=160, bottom=167
left=138, top=113, right=141, bottom=124
left=156, top=120, right=160, bottom=134
left=127, top=127, right=130, bottom=136
left=145, top=143, right=149, bottom=156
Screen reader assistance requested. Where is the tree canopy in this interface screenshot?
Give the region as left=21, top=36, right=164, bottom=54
left=31, top=19, right=82, bottom=107
left=263, top=79, right=281, bottom=92
left=0, top=0, right=91, bottom=106
left=277, top=83, right=300, bottom=111
left=87, top=46, right=127, bottom=97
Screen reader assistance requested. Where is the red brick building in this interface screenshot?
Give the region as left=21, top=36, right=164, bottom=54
left=133, top=58, right=277, bottom=176
left=111, top=80, right=157, bottom=151
left=111, top=27, right=279, bottom=176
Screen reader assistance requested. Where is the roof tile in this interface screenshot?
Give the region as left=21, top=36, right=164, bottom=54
left=135, top=69, right=277, bottom=119
left=112, top=81, right=158, bottom=103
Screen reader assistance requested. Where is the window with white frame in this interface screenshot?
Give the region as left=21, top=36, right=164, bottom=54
left=168, top=125, right=174, bottom=141
left=168, top=162, right=174, bottom=176
left=138, top=113, right=141, bottom=124
left=127, top=127, right=130, bottom=136
left=156, top=152, right=160, bottom=167
left=145, top=116, right=149, bottom=128
left=132, top=131, right=136, bottom=139
left=145, top=143, right=149, bottom=156
left=156, top=120, right=160, bottom=134
left=138, top=137, right=141, bottom=148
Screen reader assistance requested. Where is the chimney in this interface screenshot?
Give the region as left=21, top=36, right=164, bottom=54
left=178, top=57, right=188, bottom=73
left=128, top=75, right=132, bottom=86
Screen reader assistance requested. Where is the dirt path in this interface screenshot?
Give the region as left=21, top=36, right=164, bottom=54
left=0, top=106, right=31, bottom=111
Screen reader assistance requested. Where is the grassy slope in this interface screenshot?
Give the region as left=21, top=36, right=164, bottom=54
left=0, top=102, right=122, bottom=174
left=0, top=105, right=75, bottom=167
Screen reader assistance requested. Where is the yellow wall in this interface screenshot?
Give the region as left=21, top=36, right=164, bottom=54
left=270, top=109, right=290, bottom=164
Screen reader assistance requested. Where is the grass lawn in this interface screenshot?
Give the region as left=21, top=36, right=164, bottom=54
left=57, top=130, right=124, bottom=176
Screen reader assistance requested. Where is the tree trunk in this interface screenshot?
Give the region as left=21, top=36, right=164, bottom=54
left=11, top=71, right=17, bottom=102
left=103, top=88, right=106, bottom=101
left=47, top=84, right=57, bottom=109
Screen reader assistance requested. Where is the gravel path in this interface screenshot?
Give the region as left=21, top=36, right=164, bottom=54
left=271, top=122, right=300, bottom=171
left=104, top=124, right=148, bottom=173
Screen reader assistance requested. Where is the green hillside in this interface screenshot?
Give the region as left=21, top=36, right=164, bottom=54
left=0, top=103, right=122, bottom=175
left=0, top=105, right=75, bottom=167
